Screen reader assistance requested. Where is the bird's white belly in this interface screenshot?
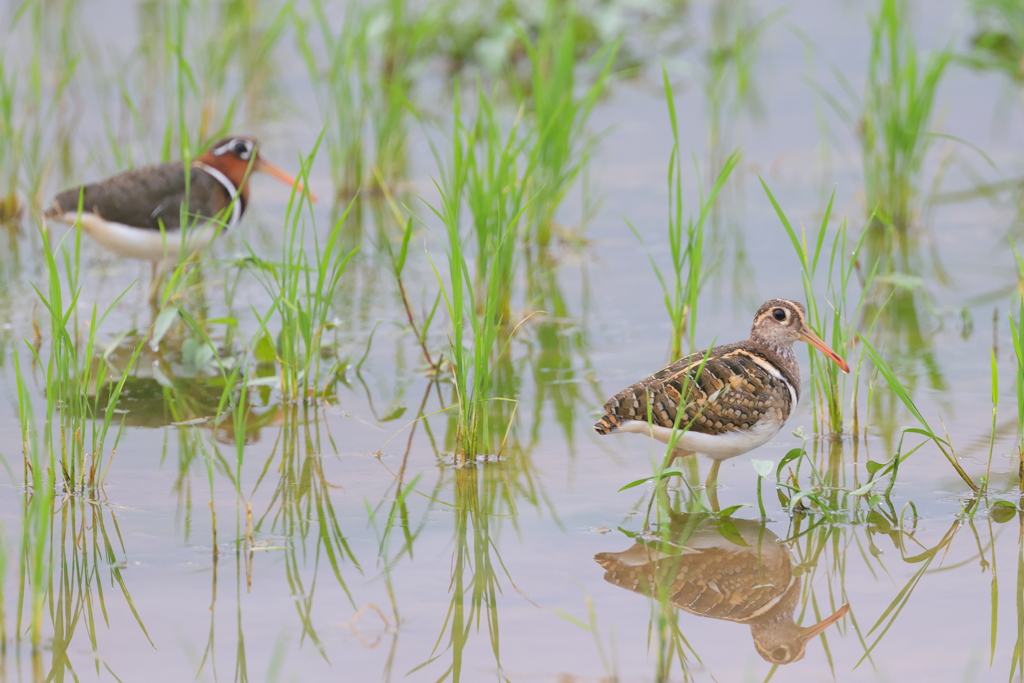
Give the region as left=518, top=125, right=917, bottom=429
left=616, top=415, right=784, bottom=460
left=54, top=212, right=220, bottom=262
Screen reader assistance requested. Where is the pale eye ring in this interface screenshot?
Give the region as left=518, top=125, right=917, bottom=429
left=772, top=646, right=788, bottom=661
left=772, top=308, right=786, bottom=321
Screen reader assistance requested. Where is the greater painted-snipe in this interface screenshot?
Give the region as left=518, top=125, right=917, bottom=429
left=594, top=299, right=849, bottom=496
left=45, top=135, right=314, bottom=302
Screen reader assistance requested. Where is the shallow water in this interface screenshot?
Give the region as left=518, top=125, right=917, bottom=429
left=2, top=0, right=1024, bottom=681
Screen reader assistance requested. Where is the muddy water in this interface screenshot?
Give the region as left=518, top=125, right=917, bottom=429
left=1, top=0, right=1024, bottom=681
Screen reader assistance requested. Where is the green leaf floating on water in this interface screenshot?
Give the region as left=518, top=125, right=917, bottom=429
left=990, top=500, right=1017, bottom=524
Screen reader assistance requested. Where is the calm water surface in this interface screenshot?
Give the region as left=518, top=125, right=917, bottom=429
left=1, top=0, right=1023, bottom=681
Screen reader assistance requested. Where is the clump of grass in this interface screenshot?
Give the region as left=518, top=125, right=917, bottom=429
left=244, top=140, right=357, bottom=401
left=861, top=0, right=951, bottom=233
left=801, top=0, right=950, bottom=234
left=11, top=222, right=149, bottom=656
left=297, top=0, right=432, bottom=201
left=517, top=0, right=617, bottom=247
left=426, top=87, right=536, bottom=462
left=630, top=70, right=739, bottom=360
left=857, top=331, right=977, bottom=493
left=963, top=0, right=1024, bottom=89
left=26, top=222, right=144, bottom=493
left=761, top=183, right=875, bottom=435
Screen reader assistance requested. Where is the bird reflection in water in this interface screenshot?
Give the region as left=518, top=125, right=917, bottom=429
left=595, top=513, right=849, bottom=665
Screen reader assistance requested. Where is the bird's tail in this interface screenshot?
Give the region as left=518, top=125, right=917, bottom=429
left=593, top=413, right=622, bottom=436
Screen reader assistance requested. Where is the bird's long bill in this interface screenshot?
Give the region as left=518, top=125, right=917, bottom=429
left=800, top=329, right=851, bottom=374
left=256, top=158, right=317, bottom=202
left=801, top=603, right=850, bottom=639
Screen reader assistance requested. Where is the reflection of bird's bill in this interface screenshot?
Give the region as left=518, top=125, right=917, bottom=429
left=801, top=602, right=850, bottom=639
left=799, top=329, right=850, bottom=373
left=256, top=158, right=317, bottom=202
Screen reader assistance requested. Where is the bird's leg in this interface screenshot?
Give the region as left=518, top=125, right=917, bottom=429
left=705, top=460, right=721, bottom=512
left=147, top=260, right=162, bottom=308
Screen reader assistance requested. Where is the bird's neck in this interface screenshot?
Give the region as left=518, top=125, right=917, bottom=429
left=196, top=152, right=253, bottom=204
left=747, top=335, right=801, bottom=394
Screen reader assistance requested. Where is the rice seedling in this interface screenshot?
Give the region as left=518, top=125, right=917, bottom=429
left=702, top=0, right=776, bottom=171
left=857, top=332, right=978, bottom=493
left=244, top=140, right=357, bottom=402
left=13, top=349, right=52, bottom=656
left=297, top=0, right=432, bottom=201
left=26, top=221, right=144, bottom=493
left=963, top=0, right=1024, bottom=91
left=632, top=70, right=739, bottom=360
left=808, top=0, right=950, bottom=233
left=761, top=182, right=875, bottom=435
left=424, top=86, right=536, bottom=461
left=517, top=0, right=617, bottom=247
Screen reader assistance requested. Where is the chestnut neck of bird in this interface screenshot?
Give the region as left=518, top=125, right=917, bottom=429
left=746, top=328, right=801, bottom=394
left=196, top=151, right=255, bottom=203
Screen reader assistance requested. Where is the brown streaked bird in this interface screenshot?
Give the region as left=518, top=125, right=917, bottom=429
left=45, top=135, right=314, bottom=301
left=594, top=299, right=849, bottom=494
left=595, top=513, right=850, bottom=665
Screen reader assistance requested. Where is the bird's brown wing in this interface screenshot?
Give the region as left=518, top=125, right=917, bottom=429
left=49, top=162, right=231, bottom=231
left=599, top=343, right=794, bottom=435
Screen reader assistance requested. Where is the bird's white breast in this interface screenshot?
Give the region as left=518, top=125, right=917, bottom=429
left=615, top=413, right=786, bottom=461
left=52, top=212, right=221, bottom=263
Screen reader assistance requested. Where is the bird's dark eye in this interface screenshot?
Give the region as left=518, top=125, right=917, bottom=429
left=234, top=141, right=249, bottom=155
left=773, top=308, right=787, bottom=321
left=772, top=646, right=788, bottom=661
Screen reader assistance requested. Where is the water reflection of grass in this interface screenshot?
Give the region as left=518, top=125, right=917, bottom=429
left=7, top=0, right=1024, bottom=679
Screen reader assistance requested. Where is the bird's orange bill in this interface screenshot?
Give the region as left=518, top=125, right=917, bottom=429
left=801, top=603, right=849, bottom=638
left=256, top=159, right=317, bottom=202
left=800, top=329, right=850, bottom=374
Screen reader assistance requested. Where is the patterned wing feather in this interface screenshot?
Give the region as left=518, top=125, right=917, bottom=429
left=600, top=343, right=794, bottom=435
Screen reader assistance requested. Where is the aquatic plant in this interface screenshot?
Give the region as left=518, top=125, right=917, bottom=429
left=964, top=0, right=1024, bottom=89
left=630, top=70, right=739, bottom=361
left=517, top=0, right=617, bottom=246
left=24, top=223, right=143, bottom=492
left=761, top=183, right=874, bottom=436
left=297, top=0, right=432, bottom=200
left=243, top=140, right=357, bottom=401
left=425, top=87, right=536, bottom=461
